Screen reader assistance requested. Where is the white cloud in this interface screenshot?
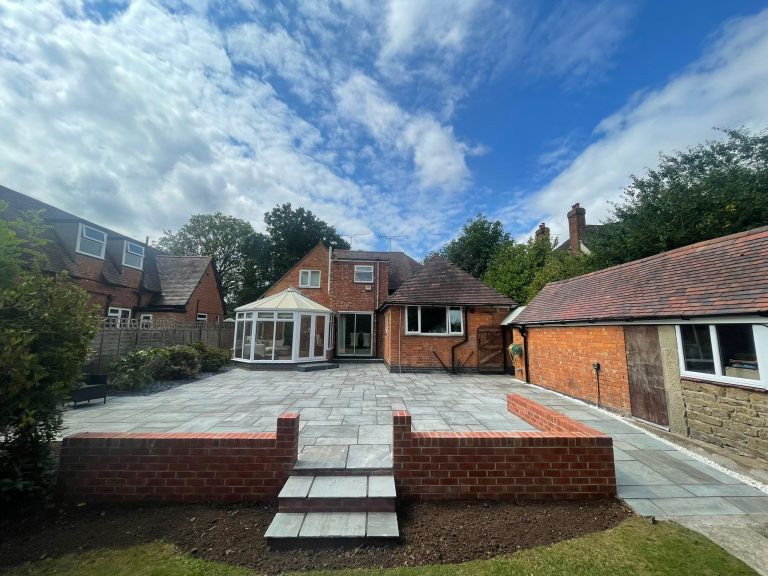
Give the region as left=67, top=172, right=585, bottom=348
left=334, top=72, right=471, bottom=192
left=527, top=8, right=768, bottom=242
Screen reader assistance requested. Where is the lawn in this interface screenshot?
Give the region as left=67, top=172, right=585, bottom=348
left=2, top=517, right=757, bottom=576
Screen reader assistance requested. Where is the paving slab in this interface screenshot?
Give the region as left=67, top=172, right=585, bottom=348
left=295, top=445, right=348, bottom=470
left=299, top=513, right=367, bottom=537
left=279, top=476, right=314, bottom=498
left=367, top=476, right=396, bottom=498
left=265, top=513, right=304, bottom=538
left=309, top=476, right=367, bottom=499
left=347, top=445, right=393, bottom=469
left=726, top=497, right=768, bottom=514
left=367, top=512, right=399, bottom=537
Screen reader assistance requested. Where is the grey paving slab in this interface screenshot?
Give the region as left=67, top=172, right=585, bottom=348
left=368, top=476, right=396, bottom=498
left=279, top=476, right=314, bottom=498
left=725, top=497, right=768, bottom=514
left=616, top=460, right=675, bottom=486
left=618, top=485, right=695, bottom=499
left=295, top=445, right=348, bottom=470
left=299, top=513, right=367, bottom=537
left=265, top=513, right=305, bottom=538
left=358, top=425, right=391, bottom=444
left=683, top=484, right=767, bottom=497
left=621, top=498, right=668, bottom=517
left=631, top=449, right=724, bottom=485
left=367, top=512, right=399, bottom=537
left=309, top=476, right=367, bottom=498
left=651, top=497, right=747, bottom=516
left=347, top=445, right=393, bottom=469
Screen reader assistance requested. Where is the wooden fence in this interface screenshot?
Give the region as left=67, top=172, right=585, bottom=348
left=86, top=319, right=235, bottom=374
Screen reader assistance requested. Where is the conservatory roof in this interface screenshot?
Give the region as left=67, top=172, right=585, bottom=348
left=234, top=288, right=333, bottom=314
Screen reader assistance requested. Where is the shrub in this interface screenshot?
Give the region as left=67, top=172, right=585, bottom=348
left=191, top=341, right=231, bottom=372
left=157, top=345, right=202, bottom=380
left=0, top=272, right=96, bottom=503
left=108, top=348, right=168, bottom=390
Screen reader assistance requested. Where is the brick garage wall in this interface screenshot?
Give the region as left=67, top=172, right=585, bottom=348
left=393, top=394, right=615, bottom=501
left=264, top=243, right=331, bottom=308
left=681, top=379, right=768, bottom=460
left=385, top=306, right=508, bottom=371
left=516, top=325, right=632, bottom=414
left=58, top=413, right=299, bottom=502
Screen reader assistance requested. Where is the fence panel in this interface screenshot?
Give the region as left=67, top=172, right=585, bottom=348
left=87, top=319, right=235, bottom=373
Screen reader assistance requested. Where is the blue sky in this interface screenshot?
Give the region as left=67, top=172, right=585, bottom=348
left=1, top=1, right=767, bottom=257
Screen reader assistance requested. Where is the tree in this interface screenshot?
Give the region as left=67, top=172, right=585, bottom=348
left=590, top=128, right=768, bottom=267
left=483, top=236, right=552, bottom=304
left=527, top=250, right=597, bottom=299
left=157, top=213, right=256, bottom=305
left=264, top=203, right=349, bottom=283
left=438, top=215, right=510, bottom=279
left=0, top=209, right=96, bottom=503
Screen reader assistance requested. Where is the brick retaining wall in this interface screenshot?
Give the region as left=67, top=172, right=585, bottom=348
left=58, top=413, right=299, bottom=502
left=392, top=394, right=616, bottom=501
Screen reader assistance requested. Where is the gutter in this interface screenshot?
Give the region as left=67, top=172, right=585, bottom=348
left=513, top=310, right=768, bottom=327
left=450, top=307, right=469, bottom=374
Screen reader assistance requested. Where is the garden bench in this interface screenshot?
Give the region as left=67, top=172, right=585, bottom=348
left=70, top=374, right=108, bottom=406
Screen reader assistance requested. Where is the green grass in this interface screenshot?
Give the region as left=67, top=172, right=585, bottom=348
left=2, top=517, right=757, bottom=576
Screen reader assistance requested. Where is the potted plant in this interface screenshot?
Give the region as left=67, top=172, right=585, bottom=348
left=507, top=343, right=523, bottom=376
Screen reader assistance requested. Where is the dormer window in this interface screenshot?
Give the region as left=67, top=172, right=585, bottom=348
left=123, top=241, right=145, bottom=270
left=76, top=224, right=106, bottom=258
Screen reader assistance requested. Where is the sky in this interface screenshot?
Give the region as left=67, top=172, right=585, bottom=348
left=1, top=0, right=767, bottom=257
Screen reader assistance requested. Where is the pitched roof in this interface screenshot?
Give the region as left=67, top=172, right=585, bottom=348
left=236, top=287, right=333, bottom=313
left=554, top=224, right=603, bottom=253
left=0, top=184, right=162, bottom=291
left=333, top=249, right=422, bottom=291
left=386, top=256, right=517, bottom=307
left=515, top=226, right=768, bottom=325
left=154, top=256, right=213, bottom=306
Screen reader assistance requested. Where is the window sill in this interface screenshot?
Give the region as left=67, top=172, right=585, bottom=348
left=680, top=373, right=767, bottom=393
left=298, top=285, right=321, bottom=289
left=75, top=250, right=105, bottom=260
left=404, top=332, right=464, bottom=338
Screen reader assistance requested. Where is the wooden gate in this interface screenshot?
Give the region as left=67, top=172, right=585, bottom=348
left=624, top=326, right=669, bottom=426
left=477, top=326, right=504, bottom=373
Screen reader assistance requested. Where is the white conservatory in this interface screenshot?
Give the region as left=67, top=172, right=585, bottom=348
left=232, top=288, right=332, bottom=364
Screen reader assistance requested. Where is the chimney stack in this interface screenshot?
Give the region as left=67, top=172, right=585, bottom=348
left=567, top=203, right=587, bottom=254
left=534, top=222, right=550, bottom=242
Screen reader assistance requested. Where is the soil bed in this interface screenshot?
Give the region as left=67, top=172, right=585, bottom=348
left=0, top=499, right=631, bottom=574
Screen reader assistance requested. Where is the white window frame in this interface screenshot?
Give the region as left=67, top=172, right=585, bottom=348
left=76, top=223, right=107, bottom=259
left=354, top=265, right=374, bottom=284
left=122, top=240, right=145, bottom=270
left=107, top=307, right=131, bottom=327
left=197, top=313, right=208, bottom=323
left=299, top=269, right=321, bottom=288
left=405, top=306, right=464, bottom=336
left=675, top=324, right=767, bottom=390
left=139, top=313, right=153, bottom=328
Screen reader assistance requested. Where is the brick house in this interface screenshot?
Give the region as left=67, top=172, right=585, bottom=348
left=242, top=244, right=516, bottom=371
left=511, top=226, right=768, bottom=463
left=0, top=185, right=226, bottom=324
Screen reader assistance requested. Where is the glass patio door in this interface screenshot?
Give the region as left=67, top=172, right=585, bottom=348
left=338, top=313, right=373, bottom=356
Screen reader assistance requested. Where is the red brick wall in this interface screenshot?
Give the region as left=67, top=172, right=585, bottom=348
left=264, top=243, right=331, bottom=308
left=384, top=306, right=508, bottom=371
left=392, top=394, right=615, bottom=501
left=183, top=262, right=226, bottom=321
left=515, top=325, right=631, bottom=414
left=329, top=260, right=388, bottom=313
left=58, top=413, right=299, bottom=502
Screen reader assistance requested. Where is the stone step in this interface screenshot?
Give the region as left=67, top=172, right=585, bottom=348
left=265, top=512, right=399, bottom=541
left=294, top=362, right=339, bottom=372
left=278, top=475, right=396, bottom=513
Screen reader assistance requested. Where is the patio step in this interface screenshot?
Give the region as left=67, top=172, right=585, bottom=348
left=265, top=474, right=399, bottom=542
left=294, top=362, right=339, bottom=372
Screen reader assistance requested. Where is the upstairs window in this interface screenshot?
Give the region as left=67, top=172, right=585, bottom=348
left=123, top=241, right=145, bottom=269
left=197, top=313, right=208, bottom=323
left=354, top=265, right=374, bottom=283
left=76, top=224, right=106, bottom=258
left=677, top=324, right=764, bottom=387
left=405, top=306, right=463, bottom=335
left=299, top=269, right=321, bottom=288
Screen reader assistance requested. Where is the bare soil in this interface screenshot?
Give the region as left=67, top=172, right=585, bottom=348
left=0, top=499, right=631, bottom=574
